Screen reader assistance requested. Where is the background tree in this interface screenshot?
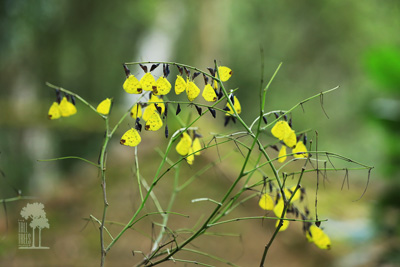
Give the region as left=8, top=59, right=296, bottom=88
left=30, top=216, right=49, bottom=248
left=20, top=202, right=46, bottom=248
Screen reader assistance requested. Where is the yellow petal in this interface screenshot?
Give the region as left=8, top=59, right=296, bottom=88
left=293, top=141, right=308, bottom=158
left=175, top=75, right=187, bottom=95
left=186, top=81, right=200, bottom=101
left=48, top=102, right=61, bottom=120
left=145, top=112, right=163, bottom=131
left=284, top=186, right=300, bottom=202
left=275, top=218, right=290, bottom=231
left=96, top=98, right=112, bottom=115
left=283, top=130, right=296, bottom=148
left=149, top=95, right=165, bottom=114
left=123, top=75, right=142, bottom=94
left=154, top=77, right=171, bottom=95
left=130, top=104, right=142, bottom=119
left=186, top=147, right=195, bottom=165
left=192, top=137, right=201, bottom=156
left=218, top=66, right=232, bottom=82
left=259, top=193, right=274, bottom=210
left=176, top=132, right=192, bottom=156
left=226, top=96, right=241, bottom=116
left=120, top=128, right=141, bottom=147
left=271, top=121, right=296, bottom=148
left=273, top=199, right=289, bottom=231
left=142, top=105, right=156, bottom=121
left=140, top=73, right=156, bottom=92
left=308, top=225, right=331, bottom=249
left=278, top=146, right=287, bottom=163
left=202, top=84, right=217, bottom=102
left=59, top=97, right=77, bottom=117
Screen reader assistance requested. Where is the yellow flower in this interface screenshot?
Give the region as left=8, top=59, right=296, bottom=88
left=130, top=104, right=142, bottom=119
left=273, top=199, right=289, bottom=231
left=140, top=73, right=156, bottom=92
left=120, top=128, right=141, bottom=147
left=59, top=97, right=77, bottom=117
left=186, top=147, right=195, bottom=165
left=145, top=112, right=163, bottom=131
left=96, top=98, right=112, bottom=115
left=278, top=145, right=287, bottom=163
left=175, top=75, right=187, bottom=95
left=202, top=84, right=217, bottom=102
left=271, top=121, right=296, bottom=148
left=48, top=102, right=61, bottom=120
left=123, top=75, right=142, bottom=94
left=306, top=225, right=331, bottom=250
left=218, top=66, right=232, bottom=82
left=186, top=81, right=200, bottom=101
left=192, top=137, right=202, bottom=156
left=226, top=96, right=241, bottom=116
left=176, top=132, right=192, bottom=156
left=154, top=76, right=171, bottom=95
left=293, top=141, right=308, bottom=158
left=259, top=193, right=274, bottom=210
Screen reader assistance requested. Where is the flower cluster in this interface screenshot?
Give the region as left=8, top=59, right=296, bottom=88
left=48, top=91, right=77, bottom=120
left=119, top=62, right=237, bottom=164
left=270, top=120, right=308, bottom=163
left=175, top=130, right=202, bottom=165
left=258, top=183, right=331, bottom=249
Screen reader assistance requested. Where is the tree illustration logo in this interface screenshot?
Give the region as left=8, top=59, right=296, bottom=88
left=18, top=202, right=50, bottom=249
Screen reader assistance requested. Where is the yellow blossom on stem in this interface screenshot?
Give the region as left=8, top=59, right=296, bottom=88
left=259, top=193, right=274, bottom=210
left=123, top=75, right=142, bottom=94
left=293, top=141, right=308, bottom=158
left=202, top=84, right=217, bottom=102
left=96, top=98, right=112, bottom=115
left=306, top=225, right=331, bottom=250
left=176, top=132, right=192, bottom=156
left=175, top=75, right=187, bottom=95
left=271, top=121, right=296, bottom=148
left=130, top=104, right=142, bottom=119
left=59, top=97, right=77, bottom=117
left=218, top=66, right=232, bottom=82
left=140, top=73, right=156, bottom=92
left=154, top=76, right=171, bottom=95
left=226, top=96, right=241, bottom=116
left=48, top=102, right=61, bottom=120
left=278, top=146, right=287, bottom=163
left=120, top=128, right=141, bottom=147
left=186, top=81, right=200, bottom=101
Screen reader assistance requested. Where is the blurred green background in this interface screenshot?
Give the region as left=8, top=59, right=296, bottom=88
left=1, top=0, right=400, bottom=266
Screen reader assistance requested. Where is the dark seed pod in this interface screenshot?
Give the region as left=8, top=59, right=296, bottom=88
left=55, top=89, right=62, bottom=104
left=268, top=181, right=273, bottom=192
left=224, top=116, right=230, bottom=127
left=270, top=145, right=279, bottom=152
left=165, top=125, right=169, bottom=138
left=177, top=65, right=183, bottom=75
left=135, top=118, right=142, bottom=132
left=150, top=63, right=160, bottom=72
left=163, top=64, right=170, bottom=78
left=139, top=64, right=148, bottom=73
left=195, top=105, right=202, bottom=115
left=208, top=107, right=216, bottom=118
left=203, top=74, right=209, bottom=84
left=231, top=116, right=236, bottom=124
left=297, top=133, right=303, bottom=142
left=192, top=72, right=200, bottom=80
left=305, top=207, right=310, bottom=216
left=315, top=221, right=321, bottom=227
left=70, top=95, right=76, bottom=105
left=154, top=103, right=162, bottom=114
left=263, top=116, right=268, bottom=124
left=123, top=64, right=131, bottom=77
left=207, top=67, right=215, bottom=77
left=303, top=134, right=307, bottom=145
left=274, top=112, right=280, bottom=119
left=65, top=93, right=70, bottom=101
left=288, top=117, right=292, bottom=128
left=176, top=103, right=181, bottom=115
left=164, top=103, right=168, bottom=117
left=184, top=67, right=190, bottom=77
left=218, top=88, right=223, bottom=99
left=229, top=94, right=235, bottom=105
left=284, top=114, right=288, bottom=121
